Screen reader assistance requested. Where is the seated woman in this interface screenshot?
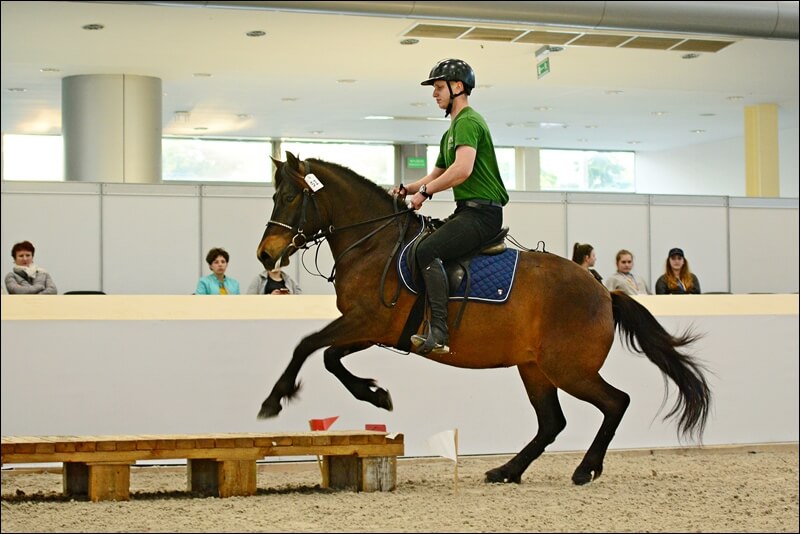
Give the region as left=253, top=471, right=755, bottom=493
left=655, top=247, right=701, bottom=294
left=195, top=247, right=240, bottom=295
left=247, top=268, right=302, bottom=295
left=5, top=240, right=57, bottom=294
left=605, top=249, right=650, bottom=295
left=571, top=242, right=603, bottom=283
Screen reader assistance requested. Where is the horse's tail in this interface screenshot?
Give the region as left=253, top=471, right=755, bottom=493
left=610, top=291, right=711, bottom=441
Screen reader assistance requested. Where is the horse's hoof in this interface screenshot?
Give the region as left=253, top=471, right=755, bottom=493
left=257, top=400, right=282, bottom=419
left=374, top=388, right=393, bottom=411
left=571, top=468, right=593, bottom=485
left=485, top=467, right=520, bottom=484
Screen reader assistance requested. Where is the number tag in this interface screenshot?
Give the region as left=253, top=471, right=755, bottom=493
left=304, top=173, right=324, bottom=192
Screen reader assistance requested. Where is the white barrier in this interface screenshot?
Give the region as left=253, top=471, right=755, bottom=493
left=2, top=294, right=797, bottom=457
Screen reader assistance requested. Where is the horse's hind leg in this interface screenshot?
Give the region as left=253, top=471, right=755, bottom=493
left=558, top=373, right=630, bottom=485
left=485, top=362, right=566, bottom=484
left=323, top=342, right=393, bottom=411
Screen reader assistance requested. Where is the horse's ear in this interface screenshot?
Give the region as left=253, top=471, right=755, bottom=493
left=271, top=157, right=283, bottom=187
left=285, top=151, right=300, bottom=169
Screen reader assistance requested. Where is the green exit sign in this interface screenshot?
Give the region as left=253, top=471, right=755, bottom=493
left=537, top=57, right=550, bottom=79
left=407, top=157, right=427, bottom=169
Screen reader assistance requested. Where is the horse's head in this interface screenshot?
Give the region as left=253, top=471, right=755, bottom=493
left=257, top=152, right=326, bottom=270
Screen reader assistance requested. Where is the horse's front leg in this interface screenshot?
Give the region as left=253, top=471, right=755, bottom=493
left=323, top=342, right=393, bottom=411
left=257, top=314, right=369, bottom=419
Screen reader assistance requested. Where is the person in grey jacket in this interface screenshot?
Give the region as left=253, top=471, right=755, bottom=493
left=247, top=268, right=302, bottom=295
left=5, top=240, right=57, bottom=294
left=605, top=249, right=649, bottom=296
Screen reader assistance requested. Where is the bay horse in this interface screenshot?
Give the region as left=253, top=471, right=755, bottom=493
left=256, top=152, right=711, bottom=485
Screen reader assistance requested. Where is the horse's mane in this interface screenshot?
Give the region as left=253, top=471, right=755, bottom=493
left=307, top=157, right=403, bottom=209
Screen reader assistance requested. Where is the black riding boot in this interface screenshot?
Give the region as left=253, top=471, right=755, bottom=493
left=411, top=258, right=450, bottom=355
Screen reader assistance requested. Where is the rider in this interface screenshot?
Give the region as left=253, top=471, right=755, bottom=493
left=393, top=58, right=509, bottom=355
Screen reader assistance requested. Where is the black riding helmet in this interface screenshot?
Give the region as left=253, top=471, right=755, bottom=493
left=421, top=58, right=475, bottom=116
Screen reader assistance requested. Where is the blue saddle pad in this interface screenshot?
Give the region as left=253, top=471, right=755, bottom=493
left=398, top=227, right=519, bottom=303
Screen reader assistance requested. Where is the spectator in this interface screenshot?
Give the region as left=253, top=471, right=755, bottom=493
left=195, top=247, right=240, bottom=295
left=247, top=268, right=302, bottom=295
left=4, top=240, right=57, bottom=294
left=572, top=242, right=603, bottom=283
left=655, top=247, right=701, bottom=294
left=605, top=249, right=650, bottom=295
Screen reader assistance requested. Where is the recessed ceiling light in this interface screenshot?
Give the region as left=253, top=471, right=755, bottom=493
left=237, top=114, right=250, bottom=120
left=82, top=23, right=104, bottom=31
left=6, top=88, right=27, bottom=92
left=691, top=129, right=706, bottom=134
left=605, top=90, right=623, bottom=95
left=699, top=113, right=716, bottom=117
left=681, top=53, right=701, bottom=59
left=727, top=95, right=744, bottom=101
left=400, top=38, right=419, bottom=45
left=410, top=102, right=427, bottom=107
left=652, top=111, right=667, bottom=117
left=192, top=73, right=212, bottom=78
left=627, top=140, right=641, bottom=145
left=533, top=106, right=551, bottom=112
left=584, top=124, right=599, bottom=129
left=309, top=130, right=323, bottom=135
left=539, top=122, right=567, bottom=129
left=246, top=30, right=266, bottom=37
left=337, top=79, right=357, bottom=84
left=40, top=67, right=61, bottom=73
left=194, top=127, right=208, bottom=131
left=526, top=137, right=539, bottom=141
left=577, top=138, right=588, bottom=142
left=476, top=84, right=493, bottom=89
left=365, top=116, right=394, bottom=120
left=281, top=97, right=297, bottom=102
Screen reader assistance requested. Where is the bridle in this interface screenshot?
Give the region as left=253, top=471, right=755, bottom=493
left=266, top=159, right=415, bottom=307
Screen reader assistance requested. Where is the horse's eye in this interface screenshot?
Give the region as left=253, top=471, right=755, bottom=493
left=285, top=194, right=296, bottom=203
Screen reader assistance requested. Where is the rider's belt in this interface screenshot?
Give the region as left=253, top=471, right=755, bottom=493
left=457, top=199, right=503, bottom=209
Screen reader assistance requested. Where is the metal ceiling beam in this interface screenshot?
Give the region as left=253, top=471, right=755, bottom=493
left=96, top=1, right=799, bottom=40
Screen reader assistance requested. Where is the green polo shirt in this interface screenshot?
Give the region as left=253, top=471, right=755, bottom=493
left=435, top=106, right=509, bottom=205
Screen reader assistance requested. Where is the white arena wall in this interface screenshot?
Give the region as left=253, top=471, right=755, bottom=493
left=1, top=294, right=797, bottom=459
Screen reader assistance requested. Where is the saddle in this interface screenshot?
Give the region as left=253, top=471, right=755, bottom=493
left=407, top=224, right=509, bottom=294
left=394, top=221, right=520, bottom=351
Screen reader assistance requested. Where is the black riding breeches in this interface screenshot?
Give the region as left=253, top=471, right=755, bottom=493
left=415, top=203, right=503, bottom=269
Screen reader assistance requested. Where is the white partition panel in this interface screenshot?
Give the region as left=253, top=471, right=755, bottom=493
left=729, top=199, right=800, bottom=294
left=102, top=184, right=200, bottom=294
left=567, top=196, right=651, bottom=287
left=0, top=182, right=102, bottom=294
left=200, top=185, right=274, bottom=292
left=504, top=192, right=567, bottom=257
left=1, top=183, right=797, bottom=295
left=649, top=196, right=730, bottom=293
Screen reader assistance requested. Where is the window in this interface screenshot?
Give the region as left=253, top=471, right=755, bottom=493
left=163, top=138, right=272, bottom=183
left=2, top=134, right=64, bottom=181
left=539, top=149, right=635, bottom=192
left=426, top=145, right=516, bottom=190
left=278, top=141, right=395, bottom=186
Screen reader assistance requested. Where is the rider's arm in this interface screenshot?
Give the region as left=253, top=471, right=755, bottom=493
left=423, top=145, right=476, bottom=196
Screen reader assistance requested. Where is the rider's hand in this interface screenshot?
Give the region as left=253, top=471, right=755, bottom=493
left=408, top=192, right=426, bottom=211
left=390, top=184, right=407, bottom=198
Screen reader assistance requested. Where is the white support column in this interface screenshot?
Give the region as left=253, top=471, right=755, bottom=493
left=62, top=74, right=162, bottom=183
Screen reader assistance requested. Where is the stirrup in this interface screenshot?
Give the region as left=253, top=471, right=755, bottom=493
left=410, top=333, right=450, bottom=355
